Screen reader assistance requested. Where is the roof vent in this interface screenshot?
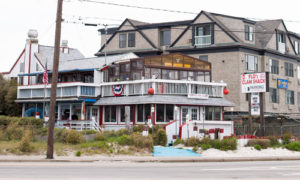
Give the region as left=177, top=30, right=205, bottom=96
left=61, top=40, right=68, bottom=47
left=27, top=29, right=38, bottom=44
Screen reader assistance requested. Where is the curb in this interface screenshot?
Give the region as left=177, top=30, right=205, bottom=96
left=0, top=159, right=95, bottom=163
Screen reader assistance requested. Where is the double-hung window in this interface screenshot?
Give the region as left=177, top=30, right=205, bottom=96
left=269, top=88, right=279, bottom=103
left=286, top=90, right=294, bottom=105
left=128, top=33, right=135, bottom=47
left=104, top=106, right=117, bottom=123
left=245, top=54, right=258, bottom=71
left=205, top=107, right=221, bottom=120
left=277, top=31, right=286, bottom=53
left=195, top=24, right=212, bottom=46
left=119, top=34, right=127, bottom=48
left=269, top=59, right=279, bottom=74
left=245, top=25, right=254, bottom=41
left=284, top=62, right=294, bottom=77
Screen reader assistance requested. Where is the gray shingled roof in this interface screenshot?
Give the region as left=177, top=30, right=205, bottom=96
left=58, top=53, right=138, bottom=71
left=255, top=20, right=282, bottom=48
left=95, top=95, right=235, bottom=107
left=35, top=45, right=85, bottom=70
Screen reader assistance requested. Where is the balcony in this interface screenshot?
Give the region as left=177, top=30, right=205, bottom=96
left=195, top=35, right=211, bottom=46
left=101, top=79, right=226, bottom=98
left=18, top=82, right=100, bottom=99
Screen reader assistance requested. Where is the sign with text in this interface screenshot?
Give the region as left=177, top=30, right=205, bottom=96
left=277, top=79, right=288, bottom=89
left=241, top=72, right=268, bottom=93
left=251, top=93, right=260, bottom=116
left=188, top=93, right=209, bottom=99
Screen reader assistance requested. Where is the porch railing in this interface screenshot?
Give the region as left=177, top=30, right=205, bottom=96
left=195, top=35, right=211, bottom=46
left=55, top=119, right=101, bottom=131
left=101, top=79, right=226, bottom=98
left=18, top=82, right=100, bottom=99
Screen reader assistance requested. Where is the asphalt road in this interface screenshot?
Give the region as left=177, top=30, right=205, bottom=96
left=1, top=160, right=300, bottom=180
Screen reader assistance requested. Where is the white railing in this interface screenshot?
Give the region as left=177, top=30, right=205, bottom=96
left=18, top=82, right=100, bottom=99
left=195, top=35, right=211, bottom=46
left=55, top=119, right=101, bottom=131
left=101, top=79, right=226, bottom=98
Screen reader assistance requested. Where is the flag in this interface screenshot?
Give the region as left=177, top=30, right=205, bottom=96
left=42, top=63, right=48, bottom=84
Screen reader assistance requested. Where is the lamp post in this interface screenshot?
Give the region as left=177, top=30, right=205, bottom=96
left=186, top=114, right=190, bottom=139
left=151, top=106, right=155, bottom=136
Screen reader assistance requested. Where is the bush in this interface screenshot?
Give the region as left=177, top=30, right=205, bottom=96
left=201, top=144, right=211, bottom=150
left=155, top=129, right=167, bottom=146
left=81, top=130, right=97, bottom=135
left=117, top=135, right=134, bottom=145
left=18, top=131, right=33, bottom=152
left=220, top=138, right=237, bottom=151
left=131, top=133, right=153, bottom=151
left=133, top=125, right=144, bottom=133
left=103, top=130, right=117, bottom=138
left=247, top=139, right=270, bottom=149
left=173, top=139, right=184, bottom=146
left=5, top=121, right=24, bottom=140
left=199, top=137, right=212, bottom=145
left=64, top=130, right=84, bottom=144
left=184, top=137, right=200, bottom=147
left=75, top=151, right=82, bottom=157
left=94, top=132, right=105, bottom=141
left=282, top=133, right=292, bottom=145
left=267, top=136, right=280, bottom=147
left=285, top=141, right=300, bottom=151
left=116, top=128, right=130, bottom=137
left=54, top=128, right=67, bottom=142
left=254, top=144, right=262, bottom=151
left=0, top=116, right=43, bottom=128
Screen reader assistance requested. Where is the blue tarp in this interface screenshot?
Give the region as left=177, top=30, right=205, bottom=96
left=152, top=146, right=201, bottom=157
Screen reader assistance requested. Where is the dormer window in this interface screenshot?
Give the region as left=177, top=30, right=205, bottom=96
left=277, top=31, right=286, bottom=54
left=194, top=24, right=213, bottom=46
left=119, top=34, right=127, bottom=48
left=245, top=25, right=254, bottom=41
left=294, top=41, right=299, bottom=55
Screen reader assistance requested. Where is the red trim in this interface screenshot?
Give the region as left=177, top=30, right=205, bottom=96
left=0, top=72, right=9, bottom=75
left=28, top=44, right=32, bottom=84
left=5, top=49, right=25, bottom=75
left=179, top=105, right=181, bottom=125
left=100, top=66, right=109, bottom=71
left=34, top=54, right=46, bottom=70
left=132, top=105, right=135, bottom=126
left=99, top=106, right=103, bottom=126
left=179, top=122, right=187, bottom=139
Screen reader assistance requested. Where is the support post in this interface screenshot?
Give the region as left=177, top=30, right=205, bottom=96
left=248, top=93, right=252, bottom=135
left=260, top=92, right=265, bottom=137
left=47, top=0, right=63, bottom=159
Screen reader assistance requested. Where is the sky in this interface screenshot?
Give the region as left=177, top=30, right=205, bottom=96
left=1, top=0, right=300, bottom=72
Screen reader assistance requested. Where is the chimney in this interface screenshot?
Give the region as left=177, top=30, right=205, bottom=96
left=26, top=29, right=38, bottom=44
left=60, top=40, right=69, bottom=54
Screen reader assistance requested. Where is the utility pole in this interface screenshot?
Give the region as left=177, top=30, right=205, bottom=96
left=46, top=0, right=63, bottom=159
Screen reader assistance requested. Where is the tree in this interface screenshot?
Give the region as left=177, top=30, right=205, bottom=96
left=0, top=74, right=8, bottom=115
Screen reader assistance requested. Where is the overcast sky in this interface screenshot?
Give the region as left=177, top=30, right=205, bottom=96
left=1, top=0, right=300, bottom=72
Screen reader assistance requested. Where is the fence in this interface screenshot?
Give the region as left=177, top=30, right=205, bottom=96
left=235, top=123, right=300, bottom=137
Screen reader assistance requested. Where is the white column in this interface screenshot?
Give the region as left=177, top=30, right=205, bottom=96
left=22, top=104, right=25, bottom=118
left=69, top=104, right=72, bottom=120
left=58, top=103, right=61, bottom=120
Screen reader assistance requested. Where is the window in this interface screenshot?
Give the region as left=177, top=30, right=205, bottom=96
left=284, top=62, right=293, bottom=77
left=269, top=88, right=279, bottom=103
left=119, top=34, right=127, bottom=48
left=295, top=41, right=299, bottom=55
left=128, top=33, right=135, bottom=47
left=205, top=107, right=221, bottom=120
left=195, top=25, right=212, bottom=46
left=137, top=104, right=151, bottom=123
left=245, top=25, right=254, bottom=41
left=120, top=106, right=133, bottom=123
left=277, top=31, right=286, bottom=53
left=156, top=104, right=174, bottom=123
left=120, top=63, right=130, bottom=73
left=179, top=71, right=188, bottom=80
left=104, top=106, right=117, bottom=123
left=245, top=54, right=258, bottom=71
left=162, top=69, right=178, bottom=80
left=196, top=25, right=211, bottom=36
left=160, top=29, right=171, bottom=46
left=286, top=90, right=294, bottom=105
left=269, top=59, right=279, bottom=74
left=199, top=55, right=208, bottom=61
left=297, top=66, right=300, bottom=79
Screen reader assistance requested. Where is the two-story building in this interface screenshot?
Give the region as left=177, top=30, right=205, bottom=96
left=96, top=11, right=300, bottom=120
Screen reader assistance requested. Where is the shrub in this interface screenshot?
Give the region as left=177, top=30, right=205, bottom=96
left=155, top=129, right=167, bottom=146
left=192, top=146, right=198, bottom=152
left=199, top=137, right=212, bottom=145
left=285, top=141, right=300, bottom=151
left=103, top=130, right=117, bottom=138
left=210, top=140, right=221, bottom=149
left=133, top=125, right=144, bottom=133
left=254, top=144, right=262, bottom=151
left=267, top=136, right=280, bottom=147
left=131, top=133, right=153, bottom=151
left=116, top=135, right=134, bottom=145
left=184, top=137, right=200, bottom=147
left=64, top=130, right=84, bottom=144
left=94, top=132, right=105, bottom=141
left=173, top=139, right=184, bottom=146
left=54, top=128, right=67, bottom=142
left=116, top=128, right=130, bottom=137
left=81, top=130, right=97, bottom=135
left=75, top=151, right=82, bottom=157
left=247, top=139, right=270, bottom=149
left=282, top=133, right=292, bottom=145
left=5, top=121, right=24, bottom=140
left=220, top=138, right=237, bottom=151
left=201, top=144, right=211, bottom=150
left=18, top=131, right=33, bottom=152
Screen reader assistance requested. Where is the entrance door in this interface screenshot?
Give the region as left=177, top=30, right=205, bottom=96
left=181, top=106, right=199, bottom=124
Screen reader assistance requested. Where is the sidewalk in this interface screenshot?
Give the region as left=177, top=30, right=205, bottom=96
left=1, top=155, right=300, bottom=163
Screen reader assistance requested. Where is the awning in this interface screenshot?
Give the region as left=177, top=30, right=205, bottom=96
left=94, top=95, right=235, bottom=107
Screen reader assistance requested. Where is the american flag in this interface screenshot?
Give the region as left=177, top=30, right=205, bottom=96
left=42, top=63, right=48, bottom=84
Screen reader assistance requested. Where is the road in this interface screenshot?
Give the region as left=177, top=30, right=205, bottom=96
left=1, top=160, right=300, bottom=180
